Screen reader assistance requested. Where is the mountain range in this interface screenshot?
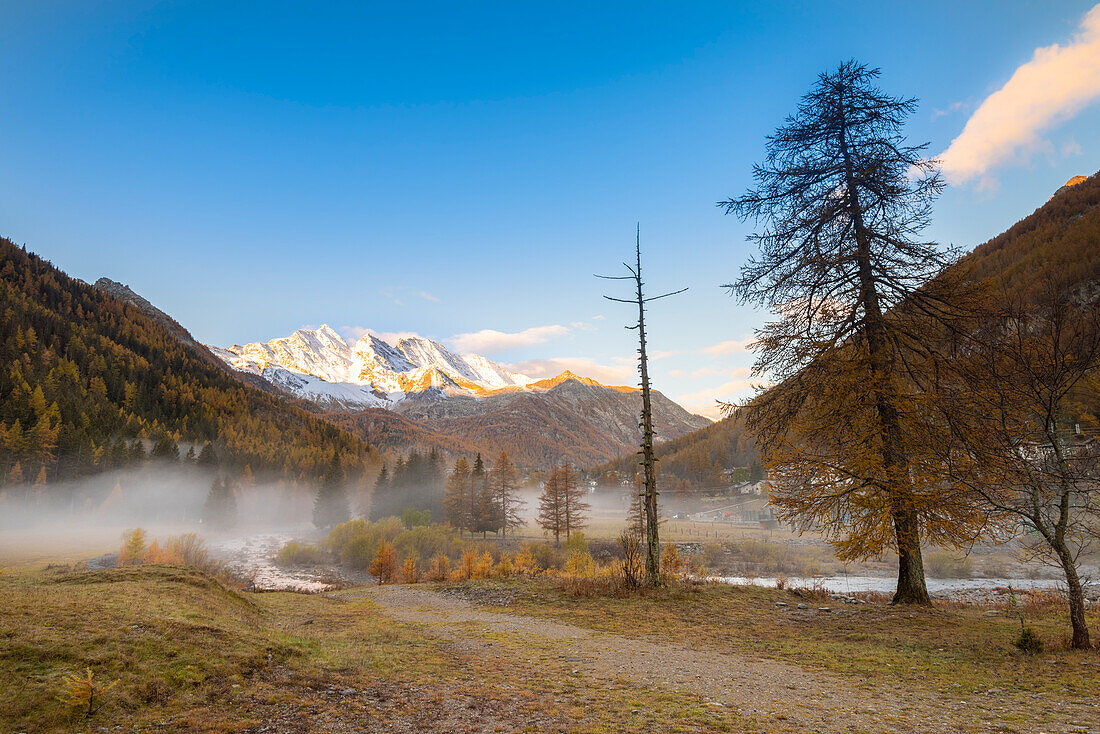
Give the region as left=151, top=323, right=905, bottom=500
left=208, top=327, right=710, bottom=467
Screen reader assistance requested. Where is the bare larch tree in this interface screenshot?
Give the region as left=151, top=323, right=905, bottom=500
left=599, top=226, right=686, bottom=586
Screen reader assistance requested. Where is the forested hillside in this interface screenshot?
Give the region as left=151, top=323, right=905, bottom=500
left=594, top=415, right=757, bottom=488
left=966, top=171, right=1100, bottom=294
left=0, top=238, right=374, bottom=489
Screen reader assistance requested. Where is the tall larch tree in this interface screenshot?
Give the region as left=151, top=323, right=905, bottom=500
left=538, top=467, right=565, bottom=544
left=720, top=61, right=974, bottom=604
left=488, top=451, right=522, bottom=537
left=443, top=458, right=472, bottom=533
left=557, top=463, right=590, bottom=541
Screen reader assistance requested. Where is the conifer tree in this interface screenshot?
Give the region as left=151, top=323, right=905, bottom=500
left=538, top=467, right=566, bottom=544
left=720, top=61, right=972, bottom=604
left=444, top=458, right=472, bottom=532
left=558, top=463, right=590, bottom=541
left=488, top=451, right=522, bottom=537
left=313, top=457, right=350, bottom=529
left=202, top=475, right=238, bottom=529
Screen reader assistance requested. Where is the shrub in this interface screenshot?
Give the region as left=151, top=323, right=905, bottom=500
left=118, top=528, right=147, bottom=566
left=563, top=532, right=588, bottom=555
left=425, top=553, right=451, bottom=582
left=275, top=542, right=326, bottom=567
left=452, top=549, right=478, bottom=581
left=925, top=550, right=973, bottom=578
left=399, top=556, right=420, bottom=584
left=564, top=549, right=597, bottom=578
left=511, top=546, right=539, bottom=575
left=525, top=541, right=563, bottom=571
left=617, top=532, right=643, bottom=590
left=660, top=544, right=684, bottom=580
left=340, top=536, right=377, bottom=569
left=393, top=524, right=462, bottom=563
left=57, top=668, right=117, bottom=718
left=495, top=553, right=514, bottom=578
left=1015, top=626, right=1044, bottom=654
left=368, top=541, right=398, bottom=584
left=472, top=551, right=494, bottom=580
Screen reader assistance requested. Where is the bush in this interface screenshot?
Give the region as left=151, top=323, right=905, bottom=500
left=393, top=524, right=462, bottom=563
left=511, top=546, right=539, bottom=575
left=399, top=556, right=420, bottom=584
left=525, top=541, right=564, bottom=571
left=275, top=542, right=326, bottom=567
left=425, top=553, right=451, bottom=582
left=660, top=544, right=684, bottom=580
left=1015, top=627, right=1044, bottom=655
left=925, top=550, right=973, bottom=578
left=368, top=541, right=398, bottom=584
left=118, top=528, right=147, bottom=566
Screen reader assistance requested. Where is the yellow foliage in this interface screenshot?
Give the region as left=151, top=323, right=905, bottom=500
left=425, top=553, right=450, bottom=582
left=118, top=528, right=146, bottom=566
left=510, top=545, right=539, bottom=576
left=368, top=541, right=398, bottom=584
left=399, top=556, right=420, bottom=584
left=57, top=668, right=117, bottom=717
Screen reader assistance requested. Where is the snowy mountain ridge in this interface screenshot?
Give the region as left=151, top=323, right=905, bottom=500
left=209, top=325, right=536, bottom=409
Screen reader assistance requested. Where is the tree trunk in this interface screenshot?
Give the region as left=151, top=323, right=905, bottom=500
left=838, top=96, right=930, bottom=605
left=635, top=239, right=661, bottom=587
left=1056, top=542, right=1092, bottom=649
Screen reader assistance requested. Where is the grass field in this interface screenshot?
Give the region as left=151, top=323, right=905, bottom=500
left=2, top=538, right=1097, bottom=733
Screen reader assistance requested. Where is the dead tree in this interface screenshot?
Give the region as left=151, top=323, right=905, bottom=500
left=598, top=226, right=686, bottom=586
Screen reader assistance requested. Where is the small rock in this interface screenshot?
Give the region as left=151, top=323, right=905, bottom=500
left=775, top=602, right=788, bottom=607
left=796, top=603, right=808, bottom=609
left=818, top=607, right=831, bottom=612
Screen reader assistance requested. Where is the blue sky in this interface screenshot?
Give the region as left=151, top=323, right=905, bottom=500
left=2, top=1, right=1099, bottom=417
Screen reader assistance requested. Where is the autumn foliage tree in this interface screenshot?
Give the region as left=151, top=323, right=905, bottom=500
left=720, top=61, right=977, bottom=604
left=932, top=283, right=1100, bottom=648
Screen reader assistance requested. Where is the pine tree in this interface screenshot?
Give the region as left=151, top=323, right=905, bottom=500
left=488, top=451, right=522, bottom=537
left=558, top=463, right=590, bottom=541
left=202, top=475, right=238, bottom=529
left=537, top=468, right=565, bottom=544
left=197, top=442, right=218, bottom=467
left=444, top=458, right=472, bottom=532
left=313, top=458, right=350, bottom=529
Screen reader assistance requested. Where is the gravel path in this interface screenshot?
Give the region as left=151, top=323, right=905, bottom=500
left=343, top=585, right=1097, bottom=734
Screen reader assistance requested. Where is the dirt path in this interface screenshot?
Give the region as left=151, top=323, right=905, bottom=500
left=340, top=585, right=1097, bottom=734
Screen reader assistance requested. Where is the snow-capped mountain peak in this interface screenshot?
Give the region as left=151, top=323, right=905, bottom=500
left=209, top=327, right=532, bottom=409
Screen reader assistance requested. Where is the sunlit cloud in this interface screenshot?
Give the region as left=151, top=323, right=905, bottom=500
left=677, top=376, right=759, bottom=420
left=691, top=366, right=751, bottom=380
left=504, top=357, right=635, bottom=385
left=939, top=4, right=1100, bottom=187
left=702, top=335, right=755, bottom=356
left=447, top=324, right=570, bottom=354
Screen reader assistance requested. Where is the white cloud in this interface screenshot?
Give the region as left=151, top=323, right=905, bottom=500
left=702, top=335, right=755, bottom=356
left=447, top=324, right=570, bottom=354
left=677, top=377, right=760, bottom=420
left=416, top=291, right=440, bottom=302
left=931, top=100, right=969, bottom=121
left=939, top=4, right=1100, bottom=186
left=667, top=369, right=684, bottom=378
left=691, top=366, right=752, bottom=380
left=504, top=357, right=636, bottom=385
